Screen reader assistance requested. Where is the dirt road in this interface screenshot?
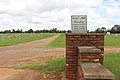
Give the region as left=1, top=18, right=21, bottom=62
left=0, top=34, right=65, bottom=80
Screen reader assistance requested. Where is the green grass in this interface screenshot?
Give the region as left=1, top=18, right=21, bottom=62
left=21, top=57, right=66, bottom=73
left=104, top=54, right=120, bottom=80
left=105, top=34, right=120, bottom=47
left=47, top=34, right=65, bottom=48
left=21, top=54, right=120, bottom=79
left=46, top=34, right=120, bottom=48
left=1, top=33, right=120, bottom=47
left=0, top=33, right=56, bottom=47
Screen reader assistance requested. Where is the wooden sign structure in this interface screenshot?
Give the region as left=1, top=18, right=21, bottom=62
left=71, top=15, right=87, bottom=33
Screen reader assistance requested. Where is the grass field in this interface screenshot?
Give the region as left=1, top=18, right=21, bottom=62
left=47, top=34, right=65, bottom=48
left=47, top=34, right=120, bottom=48
left=104, top=54, right=120, bottom=80
left=21, top=54, right=120, bottom=80
left=0, top=33, right=56, bottom=47
left=1, top=33, right=120, bottom=47
left=105, top=34, right=120, bottom=47
left=21, top=57, right=66, bottom=73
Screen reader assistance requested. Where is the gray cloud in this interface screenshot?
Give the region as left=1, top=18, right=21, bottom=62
left=0, top=0, right=120, bottom=31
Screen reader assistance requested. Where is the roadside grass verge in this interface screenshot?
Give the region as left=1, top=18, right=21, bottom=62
left=104, top=53, right=120, bottom=80
left=0, top=33, right=56, bottom=47
left=21, top=57, right=66, bottom=73
left=105, top=34, right=120, bottom=47
left=20, top=54, right=120, bottom=79
left=47, top=34, right=65, bottom=48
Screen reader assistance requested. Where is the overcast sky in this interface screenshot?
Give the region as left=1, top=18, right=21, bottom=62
left=0, top=0, right=120, bottom=31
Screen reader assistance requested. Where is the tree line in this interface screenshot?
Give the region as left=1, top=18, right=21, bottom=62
left=0, top=25, right=120, bottom=34
left=94, top=25, right=120, bottom=34
left=0, top=28, right=69, bottom=33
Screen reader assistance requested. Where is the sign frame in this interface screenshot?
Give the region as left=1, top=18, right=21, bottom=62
left=71, top=15, right=87, bottom=33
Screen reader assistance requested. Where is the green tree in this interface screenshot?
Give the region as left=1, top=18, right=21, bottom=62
left=95, top=27, right=107, bottom=33
left=12, top=29, right=15, bottom=33
left=110, top=25, right=120, bottom=33
left=27, top=29, right=34, bottom=33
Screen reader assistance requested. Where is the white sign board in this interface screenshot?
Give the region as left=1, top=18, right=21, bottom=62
left=71, top=15, right=87, bottom=33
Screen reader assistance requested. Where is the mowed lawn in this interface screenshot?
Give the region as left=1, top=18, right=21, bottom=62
left=47, top=34, right=120, bottom=47
left=0, top=33, right=56, bottom=47
left=47, top=33, right=65, bottom=48
left=105, top=34, right=120, bottom=47
left=104, top=54, right=120, bottom=80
